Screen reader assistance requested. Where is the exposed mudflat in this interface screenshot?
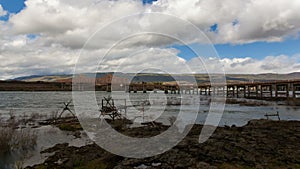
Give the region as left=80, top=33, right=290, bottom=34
left=26, top=119, right=300, bottom=169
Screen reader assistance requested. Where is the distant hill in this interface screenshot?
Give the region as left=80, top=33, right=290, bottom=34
left=11, top=72, right=300, bottom=84
left=13, top=75, right=48, bottom=81
left=13, top=74, right=72, bottom=82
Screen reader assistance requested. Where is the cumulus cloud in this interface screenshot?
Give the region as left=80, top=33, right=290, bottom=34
left=157, top=0, right=300, bottom=44
left=9, top=0, right=300, bottom=47
left=0, top=37, right=77, bottom=79
left=9, top=0, right=146, bottom=49
left=188, top=55, right=300, bottom=74
left=0, top=0, right=300, bottom=79
left=98, top=48, right=188, bottom=73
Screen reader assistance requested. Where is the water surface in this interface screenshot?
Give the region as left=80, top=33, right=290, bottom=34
left=0, top=91, right=299, bottom=126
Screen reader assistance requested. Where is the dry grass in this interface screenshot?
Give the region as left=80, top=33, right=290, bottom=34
left=0, top=112, right=37, bottom=167
left=0, top=127, right=37, bottom=156
left=48, top=110, right=59, bottom=121
left=0, top=127, right=14, bottom=155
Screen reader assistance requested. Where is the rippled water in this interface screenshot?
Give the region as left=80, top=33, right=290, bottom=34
left=0, top=91, right=299, bottom=126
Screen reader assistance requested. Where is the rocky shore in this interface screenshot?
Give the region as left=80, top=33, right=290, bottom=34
left=26, top=119, right=300, bottom=169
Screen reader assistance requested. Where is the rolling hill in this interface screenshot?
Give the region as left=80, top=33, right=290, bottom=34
left=11, top=72, right=300, bottom=84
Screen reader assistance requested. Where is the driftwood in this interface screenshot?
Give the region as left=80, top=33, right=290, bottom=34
left=58, top=100, right=75, bottom=118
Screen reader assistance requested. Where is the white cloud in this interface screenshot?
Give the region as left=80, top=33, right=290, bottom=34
left=188, top=55, right=300, bottom=74
left=156, top=0, right=300, bottom=44
left=0, top=5, right=7, bottom=17
left=0, top=44, right=77, bottom=80
left=8, top=0, right=300, bottom=47
left=9, top=0, right=146, bottom=49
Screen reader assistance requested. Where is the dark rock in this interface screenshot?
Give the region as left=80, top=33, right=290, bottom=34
left=28, top=119, right=300, bottom=169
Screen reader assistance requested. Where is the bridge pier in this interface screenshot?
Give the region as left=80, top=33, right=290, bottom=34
left=275, top=83, right=289, bottom=98
left=227, top=85, right=235, bottom=97
left=246, top=85, right=258, bottom=98
left=143, top=85, right=147, bottom=93
left=293, top=83, right=300, bottom=98
left=261, top=85, right=272, bottom=98
left=106, top=84, right=111, bottom=92
left=236, top=86, right=245, bottom=98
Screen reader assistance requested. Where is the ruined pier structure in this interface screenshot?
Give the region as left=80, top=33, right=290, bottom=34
left=116, top=80, right=300, bottom=100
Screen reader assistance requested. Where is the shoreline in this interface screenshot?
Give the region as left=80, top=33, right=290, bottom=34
left=25, top=118, right=300, bottom=169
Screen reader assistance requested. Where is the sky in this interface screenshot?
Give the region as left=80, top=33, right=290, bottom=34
left=0, top=0, right=300, bottom=79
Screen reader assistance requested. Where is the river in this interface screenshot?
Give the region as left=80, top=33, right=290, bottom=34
left=0, top=91, right=299, bottom=126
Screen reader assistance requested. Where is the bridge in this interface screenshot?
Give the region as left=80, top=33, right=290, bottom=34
left=99, top=80, right=300, bottom=101
left=197, top=79, right=300, bottom=100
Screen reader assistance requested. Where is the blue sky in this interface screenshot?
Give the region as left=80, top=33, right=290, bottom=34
left=0, top=0, right=25, bottom=13
left=143, top=0, right=157, bottom=5
left=0, top=0, right=25, bottom=21
left=215, top=39, right=300, bottom=59
left=172, top=38, right=300, bottom=60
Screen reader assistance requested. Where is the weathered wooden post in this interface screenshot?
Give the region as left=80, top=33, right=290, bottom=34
left=275, top=84, right=278, bottom=98
left=247, top=85, right=250, bottom=98
left=226, top=86, right=229, bottom=97
left=134, top=86, right=137, bottom=93
left=143, top=84, right=147, bottom=93
left=286, top=83, right=289, bottom=98
left=254, top=85, right=258, bottom=98
left=293, top=83, right=296, bottom=98
left=260, top=85, right=265, bottom=98
left=106, top=84, right=109, bottom=92
left=164, top=86, right=168, bottom=94
left=270, top=84, right=273, bottom=98
left=259, top=85, right=263, bottom=98
left=233, top=86, right=236, bottom=97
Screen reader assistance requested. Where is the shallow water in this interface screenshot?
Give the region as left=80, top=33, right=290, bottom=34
left=23, top=125, right=92, bottom=168
left=0, top=91, right=299, bottom=126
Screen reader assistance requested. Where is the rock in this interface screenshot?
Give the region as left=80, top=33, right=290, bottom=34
left=134, top=164, right=149, bottom=169
left=194, top=162, right=217, bottom=169
left=151, top=162, right=161, bottom=167
left=27, top=119, right=300, bottom=169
